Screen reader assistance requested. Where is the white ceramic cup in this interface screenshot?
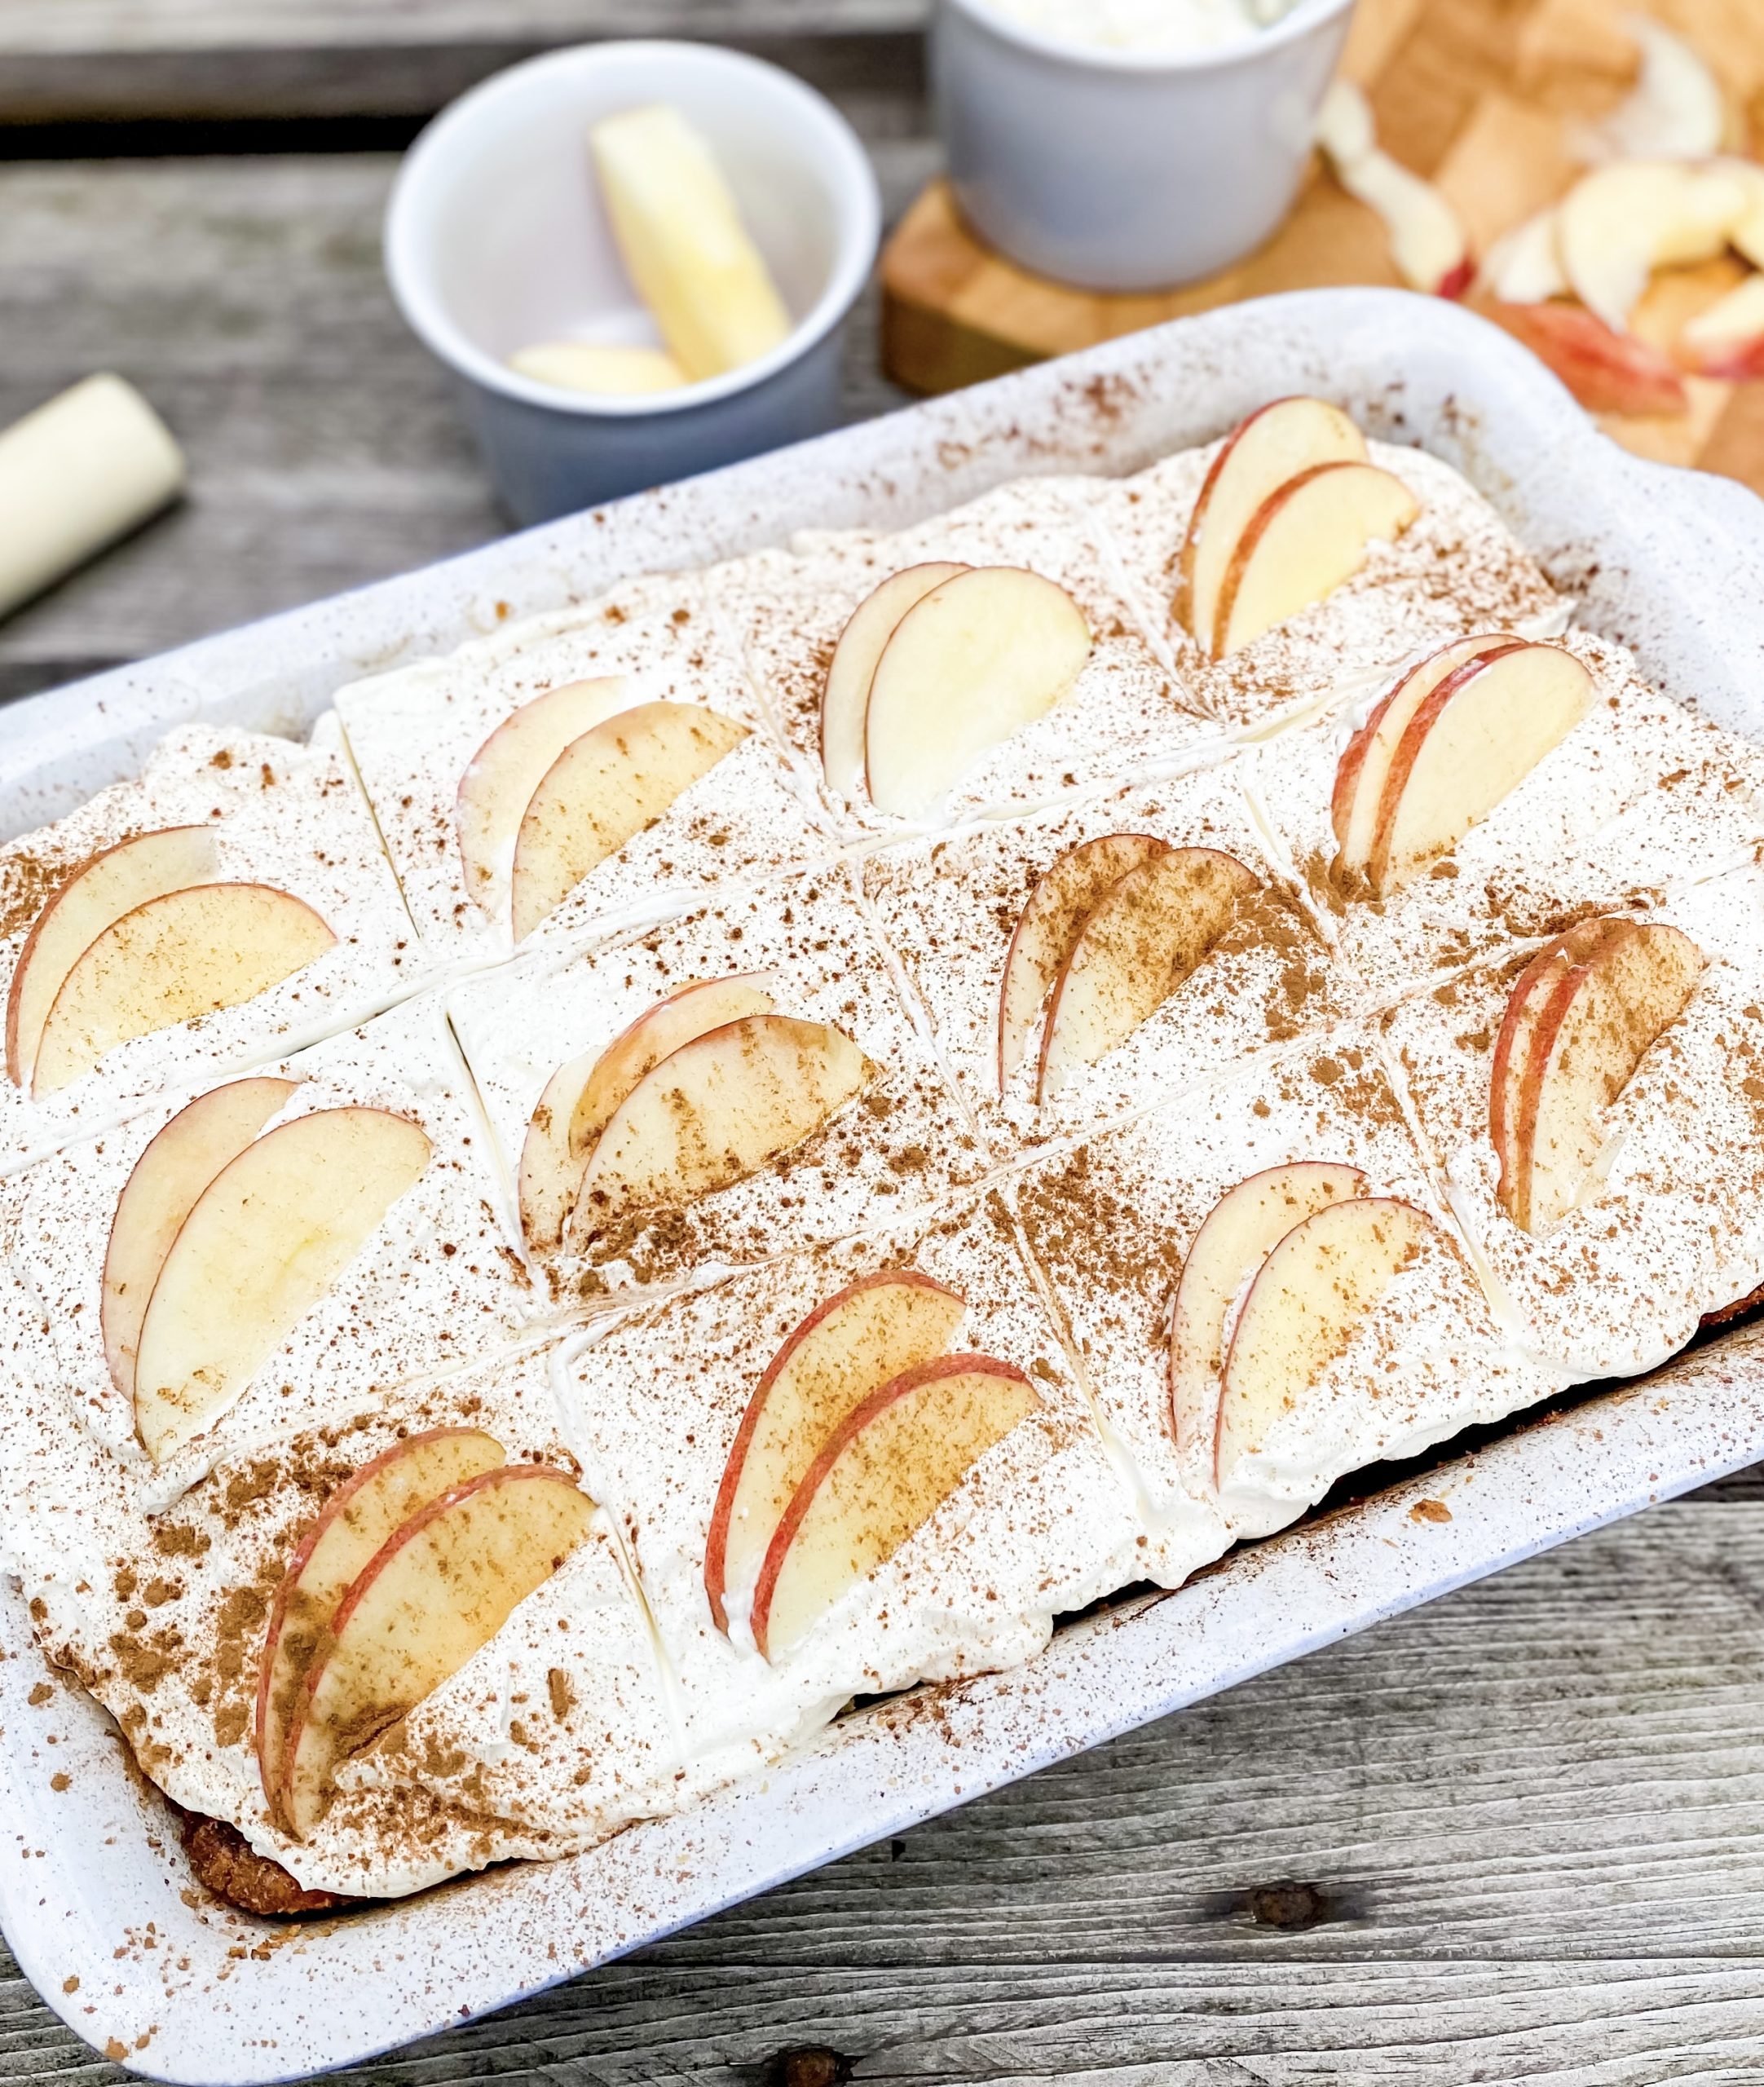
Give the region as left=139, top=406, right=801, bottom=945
left=933, top=0, right=1357, bottom=293
left=385, top=41, right=881, bottom=525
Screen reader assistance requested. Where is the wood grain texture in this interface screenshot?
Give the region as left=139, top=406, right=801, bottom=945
left=0, top=0, right=927, bottom=124
left=7, top=1501, right=1764, bottom=2080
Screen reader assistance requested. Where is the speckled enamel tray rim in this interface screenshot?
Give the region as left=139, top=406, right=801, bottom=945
left=4, top=289, right=1764, bottom=2084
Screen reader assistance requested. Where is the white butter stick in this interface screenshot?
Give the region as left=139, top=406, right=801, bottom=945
left=0, top=374, right=186, bottom=620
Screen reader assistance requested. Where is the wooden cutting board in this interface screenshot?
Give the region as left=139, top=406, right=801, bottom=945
left=881, top=0, right=1764, bottom=495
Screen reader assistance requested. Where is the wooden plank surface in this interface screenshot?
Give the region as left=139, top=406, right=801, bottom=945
left=6, top=12, right=1764, bottom=2082
left=0, top=0, right=928, bottom=124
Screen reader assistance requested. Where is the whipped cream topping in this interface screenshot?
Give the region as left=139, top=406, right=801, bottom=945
left=0, top=724, right=421, bottom=1177
left=1087, top=439, right=1566, bottom=732
left=448, top=863, right=985, bottom=1304
left=1385, top=928, right=1764, bottom=1382
left=559, top=1194, right=1144, bottom=1763
left=1, top=413, right=1752, bottom=1909
left=862, top=761, right=1344, bottom=1165
left=1008, top=1027, right=1559, bottom=1560
left=333, top=572, right=840, bottom=967
left=1, top=993, right=539, bottom=1517
left=704, top=475, right=1224, bottom=838
left=1246, top=628, right=1764, bottom=1010
left=0, top=1339, right=687, bottom=1898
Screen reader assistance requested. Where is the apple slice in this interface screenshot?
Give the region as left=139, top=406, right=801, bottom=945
left=1177, top=398, right=1367, bottom=653
left=704, top=1269, right=968, bottom=1634
left=31, top=882, right=336, bottom=1098
left=1678, top=274, right=1764, bottom=379
left=863, top=567, right=1092, bottom=819
left=517, top=973, right=775, bottom=1250
left=1166, top=1163, right=1369, bottom=1457
left=509, top=700, right=749, bottom=941
left=1579, top=19, right=1727, bottom=162
left=282, top=1463, right=593, bottom=1838
left=822, top=563, right=969, bottom=801
left=1316, top=81, right=1472, bottom=299
left=996, top=833, right=1169, bottom=1090
left=1367, top=642, right=1593, bottom=897
left=102, top=1076, right=299, bottom=1401
left=1504, top=919, right=1703, bottom=1235
left=1036, top=846, right=1259, bottom=1101
left=132, top=1105, right=432, bottom=1463
left=1482, top=300, right=1689, bottom=417
left=1557, top=159, right=1751, bottom=334
left=1215, top=1197, right=1439, bottom=1485
left=749, top=1354, right=1039, bottom=1660
left=456, top=677, right=633, bottom=906
left=255, top=1426, right=505, bottom=1827
left=6, top=825, right=220, bottom=1089
left=570, top=1014, right=874, bottom=1238
left=1480, top=211, right=1566, bottom=306
left=1488, top=920, right=1616, bottom=1215
left=1331, top=638, right=1514, bottom=877
left=1212, top=462, right=1420, bottom=661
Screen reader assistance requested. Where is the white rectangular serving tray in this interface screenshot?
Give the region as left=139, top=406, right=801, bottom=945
left=5, top=289, right=1764, bottom=2084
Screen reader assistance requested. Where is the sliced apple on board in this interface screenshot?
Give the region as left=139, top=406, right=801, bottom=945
left=132, top=1105, right=432, bottom=1463
left=508, top=700, right=748, bottom=941
left=517, top=973, right=775, bottom=1250
left=1330, top=637, right=1508, bottom=874
left=1557, top=159, right=1752, bottom=337
left=1481, top=301, right=1689, bottom=418
left=996, top=833, right=1170, bottom=1092
left=863, top=567, right=1092, bottom=819
left=456, top=676, right=633, bottom=907
left=1495, top=918, right=1703, bottom=1236
left=1361, top=642, right=1593, bottom=897
left=6, top=825, right=220, bottom=1090
left=1678, top=274, right=1764, bottom=381
left=282, top=1463, right=593, bottom=1838
left=30, top=882, right=336, bottom=1098
left=1211, top=461, right=1420, bottom=661
left=255, top=1426, right=506, bottom=1828
left=570, top=1013, right=874, bottom=1239
left=1166, top=1163, right=1369, bottom=1457
left=821, top=563, right=969, bottom=801
left=1215, top=1196, right=1439, bottom=1485
left=703, top=1269, right=968, bottom=1634
left=1037, top=846, right=1259, bottom=1101
left=1176, top=398, right=1368, bottom=655
left=749, top=1353, right=1039, bottom=1660
left=102, top=1075, right=300, bottom=1401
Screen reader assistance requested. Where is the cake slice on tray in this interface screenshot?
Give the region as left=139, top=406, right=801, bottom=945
left=1012, top=1028, right=1568, bottom=1564
left=0, top=993, right=537, bottom=1516
left=1087, top=398, right=1567, bottom=735
left=705, top=474, right=1224, bottom=836
left=0, top=722, right=419, bottom=1177
left=558, top=1193, right=1144, bottom=1768
left=448, top=863, right=985, bottom=1304
left=862, top=761, right=1348, bottom=1166
left=334, top=569, right=839, bottom=966
left=0, top=1339, right=688, bottom=1902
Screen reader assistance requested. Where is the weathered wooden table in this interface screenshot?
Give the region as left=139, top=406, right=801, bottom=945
left=4, top=6, right=1764, bottom=2080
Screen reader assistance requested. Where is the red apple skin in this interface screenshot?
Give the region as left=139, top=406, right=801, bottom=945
left=276, top=1461, right=584, bottom=1825
left=747, top=1352, right=1031, bottom=1661
left=1436, top=258, right=1475, bottom=302
left=1174, top=397, right=1322, bottom=637
left=1679, top=335, right=1764, bottom=381
left=1364, top=642, right=1531, bottom=892
left=254, top=1425, right=504, bottom=1819
left=1330, top=638, right=1511, bottom=849
left=1482, top=301, right=1689, bottom=416
left=702, top=1267, right=964, bottom=1634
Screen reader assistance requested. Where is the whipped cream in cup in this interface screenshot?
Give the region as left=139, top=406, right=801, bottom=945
left=933, top=0, right=1357, bottom=291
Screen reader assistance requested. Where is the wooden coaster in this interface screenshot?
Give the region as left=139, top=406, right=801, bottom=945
left=880, top=0, right=1764, bottom=495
